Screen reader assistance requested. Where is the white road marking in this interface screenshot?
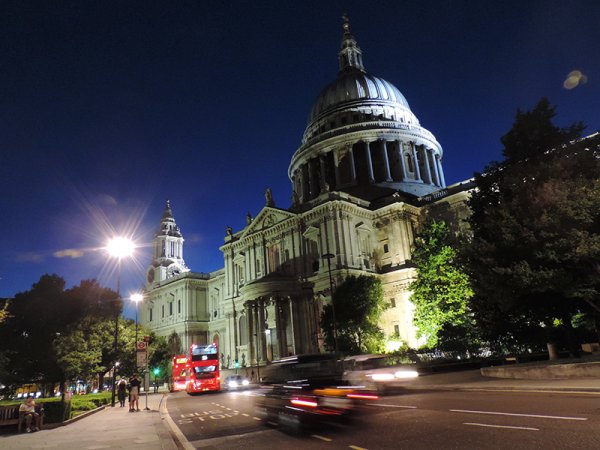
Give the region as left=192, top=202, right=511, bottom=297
left=312, top=434, right=333, bottom=442
left=242, top=413, right=249, bottom=417
left=368, top=403, right=417, bottom=409
left=253, top=416, right=261, bottom=421
left=349, top=445, right=368, bottom=450
left=464, top=422, right=539, bottom=431
left=450, top=409, right=588, bottom=421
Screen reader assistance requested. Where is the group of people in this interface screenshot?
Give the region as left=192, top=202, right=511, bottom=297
left=116, top=373, right=142, bottom=412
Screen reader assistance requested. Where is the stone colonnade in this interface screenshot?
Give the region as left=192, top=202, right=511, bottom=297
left=244, top=293, right=319, bottom=364
left=293, top=139, right=445, bottom=202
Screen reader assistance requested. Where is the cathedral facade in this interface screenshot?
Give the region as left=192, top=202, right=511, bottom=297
left=140, top=20, right=472, bottom=368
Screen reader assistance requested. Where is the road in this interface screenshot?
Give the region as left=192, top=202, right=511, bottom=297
left=166, top=387, right=600, bottom=449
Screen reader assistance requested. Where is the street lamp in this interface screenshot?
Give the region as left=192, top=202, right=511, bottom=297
left=322, top=253, right=338, bottom=354
left=106, top=236, right=135, bottom=407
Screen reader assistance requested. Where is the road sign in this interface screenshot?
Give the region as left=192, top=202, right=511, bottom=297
left=136, top=341, right=147, bottom=351
left=137, top=350, right=148, bottom=367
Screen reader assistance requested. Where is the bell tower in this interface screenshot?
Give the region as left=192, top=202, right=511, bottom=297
left=146, top=200, right=190, bottom=286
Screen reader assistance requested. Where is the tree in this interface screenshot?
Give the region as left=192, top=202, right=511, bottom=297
left=466, top=99, right=600, bottom=353
left=409, top=220, right=475, bottom=349
left=167, top=331, right=183, bottom=356
left=321, top=275, right=387, bottom=355
left=0, top=275, right=120, bottom=391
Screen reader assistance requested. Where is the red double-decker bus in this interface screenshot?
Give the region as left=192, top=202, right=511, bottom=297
left=171, top=355, right=189, bottom=392
left=186, top=343, right=221, bottom=395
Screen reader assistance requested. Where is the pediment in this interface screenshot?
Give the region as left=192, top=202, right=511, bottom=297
left=240, top=207, right=297, bottom=237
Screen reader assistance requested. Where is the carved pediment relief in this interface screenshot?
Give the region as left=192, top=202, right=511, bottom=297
left=240, top=207, right=296, bottom=237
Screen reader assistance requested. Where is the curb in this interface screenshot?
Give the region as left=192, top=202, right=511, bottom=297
left=403, top=385, right=600, bottom=394
left=160, top=394, right=195, bottom=450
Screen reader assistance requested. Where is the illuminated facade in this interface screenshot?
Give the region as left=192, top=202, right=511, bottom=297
left=140, top=20, right=472, bottom=367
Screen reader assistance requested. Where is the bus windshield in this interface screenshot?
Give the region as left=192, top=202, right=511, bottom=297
left=191, top=344, right=218, bottom=362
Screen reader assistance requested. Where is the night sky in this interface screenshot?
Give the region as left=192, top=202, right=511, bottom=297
left=1, top=1, right=598, bottom=317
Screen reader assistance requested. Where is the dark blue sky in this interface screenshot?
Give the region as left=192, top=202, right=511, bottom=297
left=1, top=1, right=598, bottom=317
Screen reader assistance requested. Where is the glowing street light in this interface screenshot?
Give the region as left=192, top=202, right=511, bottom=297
left=105, top=236, right=135, bottom=407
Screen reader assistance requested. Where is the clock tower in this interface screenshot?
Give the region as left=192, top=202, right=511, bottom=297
left=146, top=200, right=190, bottom=286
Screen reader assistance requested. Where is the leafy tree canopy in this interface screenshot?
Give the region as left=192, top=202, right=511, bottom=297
left=409, top=220, right=474, bottom=349
left=467, top=99, right=600, bottom=351
left=321, top=275, right=387, bottom=355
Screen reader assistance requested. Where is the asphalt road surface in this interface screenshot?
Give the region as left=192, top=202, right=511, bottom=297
left=166, top=387, right=600, bottom=449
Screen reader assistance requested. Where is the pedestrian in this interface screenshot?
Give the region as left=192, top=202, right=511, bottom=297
left=117, top=378, right=127, bottom=407
left=19, top=397, right=41, bottom=432
left=129, top=373, right=142, bottom=412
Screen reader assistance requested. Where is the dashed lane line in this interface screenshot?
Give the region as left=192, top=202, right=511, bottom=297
left=312, top=434, right=333, bottom=442
left=368, top=404, right=417, bottom=409
left=349, top=446, right=368, bottom=450
left=253, top=417, right=261, bottom=421
left=464, top=422, right=539, bottom=431
left=242, top=413, right=249, bottom=417
left=450, top=409, right=588, bottom=421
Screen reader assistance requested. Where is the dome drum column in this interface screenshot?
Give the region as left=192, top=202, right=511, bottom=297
left=429, top=149, right=441, bottom=186
left=397, top=140, right=408, bottom=181
left=364, top=140, right=375, bottom=183
left=419, top=145, right=433, bottom=184
left=381, top=140, right=393, bottom=182
left=410, top=142, right=422, bottom=182
left=436, top=155, right=446, bottom=187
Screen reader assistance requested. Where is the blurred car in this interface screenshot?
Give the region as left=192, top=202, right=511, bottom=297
left=225, top=375, right=250, bottom=389
left=343, top=354, right=418, bottom=394
left=255, top=354, right=378, bottom=433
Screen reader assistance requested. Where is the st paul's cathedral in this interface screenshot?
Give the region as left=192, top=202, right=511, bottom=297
left=140, top=19, right=472, bottom=369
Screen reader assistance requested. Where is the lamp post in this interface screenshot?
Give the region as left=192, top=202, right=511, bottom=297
left=106, top=236, right=135, bottom=407
left=322, top=253, right=338, bottom=354
left=130, top=293, right=143, bottom=358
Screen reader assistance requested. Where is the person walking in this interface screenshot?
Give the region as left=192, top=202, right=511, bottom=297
left=117, top=378, right=127, bottom=407
left=129, top=373, right=142, bottom=412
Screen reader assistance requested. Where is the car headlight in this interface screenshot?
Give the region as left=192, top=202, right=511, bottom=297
left=228, top=381, right=238, bottom=388
left=395, top=370, right=418, bottom=379
left=242, top=379, right=250, bottom=386
left=369, top=373, right=395, bottom=381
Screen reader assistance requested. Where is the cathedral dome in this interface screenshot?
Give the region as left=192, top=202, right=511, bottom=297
left=289, top=18, right=447, bottom=203
left=308, top=69, right=411, bottom=124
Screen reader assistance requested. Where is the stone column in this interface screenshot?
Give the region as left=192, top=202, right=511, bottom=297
left=436, top=156, right=446, bottom=187
left=348, top=146, right=357, bottom=183
left=289, top=297, right=297, bottom=355
left=319, top=155, right=327, bottom=193
left=365, top=141, right=375, bottom=182
left=430, top=149, right=441, bottom=186
left=333, top=150, right=341, bottom=188
left=247, top=303, right=256, bottom=365
left=421, top=146, right=432, bottom=184
left=411, top=142, right=422, bottom=181
left=379, top=139, right=393, bottom=182
left=397, top=140, right=408, bottom=180
left=258, top=299, right=267, bottom=362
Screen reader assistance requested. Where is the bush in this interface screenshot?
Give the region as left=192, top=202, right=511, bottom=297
left=41, top=400, right=71, bottom=423
left=70, top=400, right=96, bottom=411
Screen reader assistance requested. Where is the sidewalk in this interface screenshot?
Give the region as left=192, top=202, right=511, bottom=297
left=0, top=393, right=179, bottom=450
left=405, top=369, right=600, bottom=393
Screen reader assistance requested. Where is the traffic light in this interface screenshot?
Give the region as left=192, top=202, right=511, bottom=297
left=233, top=360, right=240, bottom=369
left=153, top=367, right=160, bottom=376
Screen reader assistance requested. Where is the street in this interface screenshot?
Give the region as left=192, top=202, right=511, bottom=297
left=166, top=387, right=600, bottom=449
